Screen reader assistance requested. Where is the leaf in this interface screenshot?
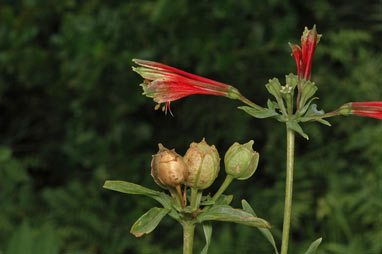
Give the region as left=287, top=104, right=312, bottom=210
left=200, top=223, right=213, bottom=254
left=130, top=207, right=170, bottom=237
left=265, top=78, right=282, bottom=100
left=315, top=118, right=331, bottom=126
left=299, top=81, right=318, bottom=109
left=267, top=99, right=279, bottom=110
left=303, top=237, right=322, bottom=254
left=299, top=97, right=318, bottom=116
left=305, top=104, right=325, bottom=116
left=197, top=205, right=270, bottom=228
left=200, top=194, right=233, bottom=206
left=241, top=200, right=279, bottom=254
left=215, top=195, right=233, bottom=206
left=103, top=180, right=173, bottom=209
left=285, top=73, right=298, bottom=89
left=287, top=121, right=309, bottom=140
left=238, top=106, right=279, bottom=119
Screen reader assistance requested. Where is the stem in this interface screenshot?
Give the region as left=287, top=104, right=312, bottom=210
left=169, top=186, right=184, bottom=209
left=296, top=79, right=303, bottom=111
left=239, top=95, right=265, bottom=111
left=176, top=185, right=185, bottom=208
left=190, top=187, right=199, bottom=210
left=182, top=222, right=196, bottom=254
left=211, top=175, right=234, bottom=203
left=281, top=127, right=295, bottom=254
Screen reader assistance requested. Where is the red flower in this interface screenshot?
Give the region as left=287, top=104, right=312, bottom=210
left=350, top=102, right=382, bottom=119
left=133, top=59, right=236, bottom=115
left=289, top=25, right=321, bottom=80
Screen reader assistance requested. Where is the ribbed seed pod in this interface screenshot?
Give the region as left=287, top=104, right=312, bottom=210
left=184, top=138, right=220, bottom=189
left=224, top=140, right=259, bottom=180
left=151, top=144, right=188, bottom=188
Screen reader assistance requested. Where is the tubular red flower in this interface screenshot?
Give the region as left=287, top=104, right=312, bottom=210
left=351, top=102, right=382, bottom=119
left=290, top=26, right=321, bottom=80
left=132, top=59, right=235, bottom=115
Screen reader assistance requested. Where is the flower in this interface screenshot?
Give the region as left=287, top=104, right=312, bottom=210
left=289, top=25, right=321, bottom=80
left=132, top=59, right=240, bottom=115
left=350, top=102, right=382, bottom=119
left=338, top=102, right=382, bottom=119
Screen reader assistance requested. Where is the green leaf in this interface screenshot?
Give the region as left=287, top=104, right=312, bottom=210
left=303, top=237, right=322, bottom=254
left=200, top=194, right=233, bottom=206
left=197, top=205, right=270, bottom=228
left=299, top=81, right=318, bottom=109
left=299, top=97, right=318, bottom=116
left=215, top=194, right=233, bottom=205
left=130, top=207, right=170, bottom=237
left=265, top=78, right=282, bottom=100
left=241, top=200, right=279, bottom=254
left=285, top=73, right=298, bottom=89
left=267, top=99, right=279, bottom=110
left=103, top=180, right=173, bottom=209
left=238, top=106, right=279, bottom=119
left=305, top=104, right=325, bottom=116
left=265, top=78, right=287, bottom=115
left=200, top=223, right=213, bottom=254
left=287, top=121, right=309, bottom=140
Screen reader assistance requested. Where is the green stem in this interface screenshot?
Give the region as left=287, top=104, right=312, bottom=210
left=190, top=187, right=200, bottom=210
left=182, top=222, right=196, bottom=254
left=239, top=95, right=265, bottom=111
left=211, top=175, right=234, bottom=203
left=281, top=127, right=295, bottom=254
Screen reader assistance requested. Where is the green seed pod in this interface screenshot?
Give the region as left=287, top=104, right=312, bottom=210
left=151, top=144, right=188, bottom=188
left=184, top=138, right=220, bottom=189
left=224, top=140, right=259, bottom=180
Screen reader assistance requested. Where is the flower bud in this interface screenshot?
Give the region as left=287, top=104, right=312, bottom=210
left=151, top=144, right=188, bottom=188
left=224, top=140, right=259, bottom=180
left=184, top=138, right=220, bottom=189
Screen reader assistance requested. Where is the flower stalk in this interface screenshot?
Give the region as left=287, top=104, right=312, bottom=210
left=281, top=127, right=295, bottom=254
left=182, top=221, right=196, bottom=254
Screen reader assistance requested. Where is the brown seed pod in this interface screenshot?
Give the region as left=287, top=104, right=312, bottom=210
left=151, top=144, right=188, bottom=188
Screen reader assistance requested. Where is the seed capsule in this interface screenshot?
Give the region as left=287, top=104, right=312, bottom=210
left=151, top=144, right=188, bottom=188
left=224, top=140, right=259, bottom=180
left=184, top=138, right=220, bottom=189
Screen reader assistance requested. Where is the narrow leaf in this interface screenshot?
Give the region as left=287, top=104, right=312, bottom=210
left=103, top=180, right=173, bottom=209
left=130, top=207, right=170, bottom=237
left=238, top=106, right=279, bottom=119
left=267, top=99, right=279, bottom=110
left=305, top=104, right=325, bottom=116
left=303, top=237, right=322, bottom=254
left=242, top=200, right=279, bottom=254
left=299, top=97, right=318, bottom=116
left=316, top=118, right=331, bottom=126
left=200, top=223, right=213, bottom=254
left=285, top=73, right=298, bottom=89
left=287, top=121, right=309, bottom=140
left=265, top=78, right=282, bottom=100
left=200, top=194, right=233, bottom=206
left=197, top=205, right=270, bottom=228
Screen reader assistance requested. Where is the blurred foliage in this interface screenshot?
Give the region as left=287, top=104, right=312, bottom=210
left=0, top=0, right=381, bottom=253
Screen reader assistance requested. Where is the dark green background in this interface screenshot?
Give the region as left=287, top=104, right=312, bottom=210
left=0, top=0, right=381, bottom=253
